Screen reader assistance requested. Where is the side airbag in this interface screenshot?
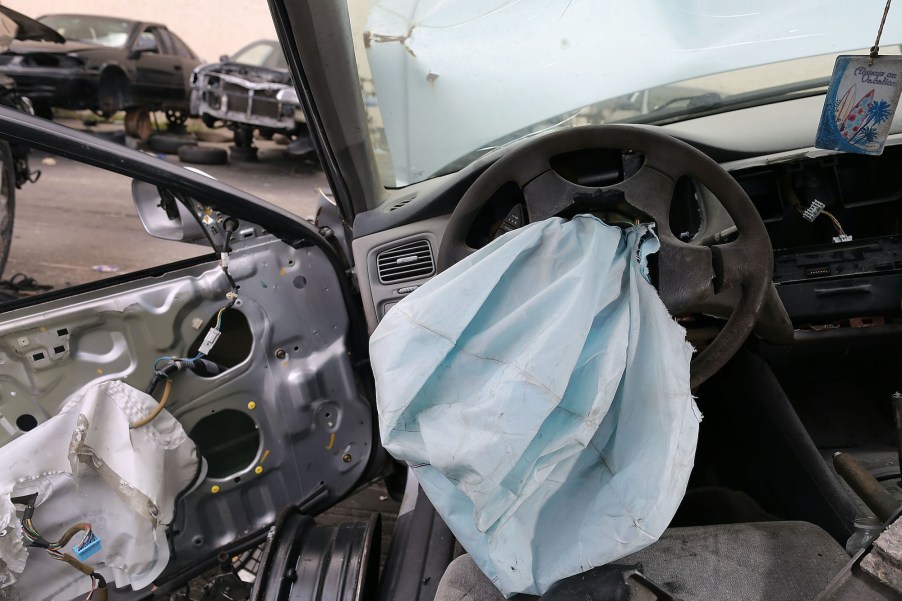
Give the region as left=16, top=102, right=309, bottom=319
left=0, top=380, right=199, bottom=599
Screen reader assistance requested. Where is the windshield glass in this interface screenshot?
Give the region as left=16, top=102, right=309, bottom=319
left=347, top=1, right=902, bottom=188
left=39, top=15, right=131, bottom=47
left=231, top=40, right=289, bottom=70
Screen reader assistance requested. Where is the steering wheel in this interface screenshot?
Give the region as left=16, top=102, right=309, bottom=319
left=437, top=125, right=773, bottom=388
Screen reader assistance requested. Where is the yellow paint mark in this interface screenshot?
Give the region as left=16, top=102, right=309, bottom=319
left=96, top=368, right=103, bottom=375
left=325, top=433, right=335, bottom=450
left=282, top=361, right=288, bottom=367
left=260, top=449, right=270, bottom=464
left=254, top=466, right=264, bottom=475
left=211, top=485, right=220, bottom=494
left=279, top=268, right=286, bottom=276
left=247, top=401, right=256, bottom=410
left=39, top=326, right=46, bottom=332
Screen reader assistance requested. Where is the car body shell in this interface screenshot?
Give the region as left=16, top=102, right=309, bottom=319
left=190, top=41, right=305, bottom=136
left=0, top=15, right=200, bottom=114
left=0, top=5, right=59, bottom=187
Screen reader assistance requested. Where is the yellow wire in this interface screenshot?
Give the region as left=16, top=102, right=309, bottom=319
left=129, top=379, right=173, bottom=429
left=821, top=210, right=846, bottom=237
left=795, top=203, right=847, bottom=237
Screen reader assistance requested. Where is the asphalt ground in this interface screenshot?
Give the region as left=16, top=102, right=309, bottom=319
left=3, top=117, right=328, bottom=293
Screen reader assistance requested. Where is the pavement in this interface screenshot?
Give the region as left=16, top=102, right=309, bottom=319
left=3, top=117, right=329, bottom=293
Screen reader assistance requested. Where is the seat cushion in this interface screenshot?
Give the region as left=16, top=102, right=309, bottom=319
left=435, top=521, right=850, bottom=601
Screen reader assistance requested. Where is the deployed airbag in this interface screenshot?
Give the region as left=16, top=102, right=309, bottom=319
left=0, top=380, right=199, bottom=600
left=371, top=216, right=700, bottom=596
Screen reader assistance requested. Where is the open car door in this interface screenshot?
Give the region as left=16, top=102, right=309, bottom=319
left=0, top=108, right=381, bottom=598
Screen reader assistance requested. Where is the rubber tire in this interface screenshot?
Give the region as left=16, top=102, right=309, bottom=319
left=194, top=129, right=233, bottom=143
left=229, top=144, right=258, bottom=162
left=148, top=133, right=197, bottom=155
left=178, top=145, right=228, bottom=165
left=0, top=141, right=16, bottom=280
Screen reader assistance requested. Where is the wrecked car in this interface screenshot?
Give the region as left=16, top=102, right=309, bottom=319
left=0, top=13, right=200, bottom=121
left=0, top=1, right=901, bottom=600
left=0, top=6, right=57, bottom=279
left=189, top=40, right=313, bottom=160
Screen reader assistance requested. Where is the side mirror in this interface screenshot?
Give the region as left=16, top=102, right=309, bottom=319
left=130, top=37, right=158, bottom=60
left=132, top=180, right=207, bottom=243
left=128, top=48, right=146, bottom=60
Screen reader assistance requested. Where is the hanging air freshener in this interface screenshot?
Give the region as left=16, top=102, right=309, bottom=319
left=816, top=0, right=902, bottom=155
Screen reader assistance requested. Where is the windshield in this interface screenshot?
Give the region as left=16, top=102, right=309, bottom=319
left=39, top=15, right=131, bottom=47
left=347, top=1, right=902, bottom=188
left=231, top=40, right=289, bottom=70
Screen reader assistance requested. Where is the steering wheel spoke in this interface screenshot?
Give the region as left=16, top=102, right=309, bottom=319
left=523, top=170, right=645, bottom=222
left=522, top=170, right=582, bottom=222
left=710, top=240, right=752, bottom=293
left=608, top=164, right=676, bottom=224
left=656, top=238, right=717, bottom=316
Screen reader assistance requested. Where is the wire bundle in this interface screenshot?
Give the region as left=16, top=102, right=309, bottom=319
left=131, top=299, right=235, bottom=429
left=14, top=494, right=108, bottom=601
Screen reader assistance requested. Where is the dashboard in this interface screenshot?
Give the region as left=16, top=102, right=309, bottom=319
left=729, top=146, right=902, bottom=327
left=351, top=101, right=902, bottom=340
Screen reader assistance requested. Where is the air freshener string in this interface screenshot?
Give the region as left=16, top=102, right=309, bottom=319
left=871, top=0, right=893, bottom=64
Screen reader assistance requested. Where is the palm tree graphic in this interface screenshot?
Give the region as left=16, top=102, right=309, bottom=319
left=850, top=99, right=893, bottom=145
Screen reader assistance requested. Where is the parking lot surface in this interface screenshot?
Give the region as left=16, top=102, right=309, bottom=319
left=4, top=119, right=328, bottom=293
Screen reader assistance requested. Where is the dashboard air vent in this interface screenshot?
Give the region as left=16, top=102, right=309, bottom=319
left=388, top=193, right=417, bottom=211
left=377, top=239, right=435, bottom=284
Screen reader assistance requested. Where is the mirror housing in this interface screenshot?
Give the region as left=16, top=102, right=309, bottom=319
left=132, top=180, right=207, bottom=243
left=129, top=40, right=157, bottom=60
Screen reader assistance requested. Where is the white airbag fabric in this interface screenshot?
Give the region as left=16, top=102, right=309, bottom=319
left=0, top=380, right=199, bottom=599
left=371, top=216, right=700, bottom=596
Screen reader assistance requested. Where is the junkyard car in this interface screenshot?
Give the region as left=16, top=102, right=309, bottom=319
left=0, top=13, right=200, bottom=120
left=190, top=40, right=313, bottom=159
left=0, top=6, right=58, bottom=278
left=0, top=1, right=901, bottom=600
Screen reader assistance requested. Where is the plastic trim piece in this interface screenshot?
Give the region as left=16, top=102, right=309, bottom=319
left=251, top=506, right=381, bottom=601
left=377, top=485, right=456, bottom=601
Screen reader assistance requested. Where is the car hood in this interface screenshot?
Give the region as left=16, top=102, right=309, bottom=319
left=6, top=39, right=102, bottom=55
left=196, top=61, right=292, bottom=85
left=0, top=6, right=64, bottom=47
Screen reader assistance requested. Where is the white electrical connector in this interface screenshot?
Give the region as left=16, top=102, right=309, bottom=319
left=198, top=328, right=222, bottom=355
left=802, top=200, right=825, bottom=222
left=833, top=235, right=853, bottom=243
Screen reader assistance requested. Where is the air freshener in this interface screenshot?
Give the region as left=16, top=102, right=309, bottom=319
left=816, top=55, right=902, bottom=155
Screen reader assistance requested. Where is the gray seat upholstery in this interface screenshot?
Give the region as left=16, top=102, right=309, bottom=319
left=434, top=521, right=850, bottom=601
